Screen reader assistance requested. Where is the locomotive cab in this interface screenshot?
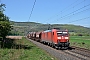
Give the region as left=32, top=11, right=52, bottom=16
left=57, top=31, right=70, bottom=49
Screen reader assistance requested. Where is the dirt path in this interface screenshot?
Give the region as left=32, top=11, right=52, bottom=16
left=6, top=36, right=23, bottom=39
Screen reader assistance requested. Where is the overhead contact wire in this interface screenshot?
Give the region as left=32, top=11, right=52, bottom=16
left=28, top=0, right=36, bottom=22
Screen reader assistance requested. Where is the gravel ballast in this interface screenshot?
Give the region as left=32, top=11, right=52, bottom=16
left=27, top=38, right=81, bottom=60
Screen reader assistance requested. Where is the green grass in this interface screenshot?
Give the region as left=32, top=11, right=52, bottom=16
left=0, top=37, right=57, bottom=60
left=70, top=36, right=90, bottom=50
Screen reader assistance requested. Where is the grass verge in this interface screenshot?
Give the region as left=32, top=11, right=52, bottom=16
left=70, top=36, right=90, bottom=50
left=0, top=37, right=56, bottom=60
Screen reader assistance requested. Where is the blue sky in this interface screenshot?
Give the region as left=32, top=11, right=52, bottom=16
left=1, top=0, right=90, bottom=27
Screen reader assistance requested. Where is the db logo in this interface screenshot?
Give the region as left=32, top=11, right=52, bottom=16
left=62, top=36, right=64, bottom=39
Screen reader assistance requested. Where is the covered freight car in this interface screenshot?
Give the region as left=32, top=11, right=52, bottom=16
left=35, top=32, right=41, bottom=42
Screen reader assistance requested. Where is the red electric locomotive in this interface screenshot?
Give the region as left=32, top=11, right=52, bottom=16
left=41, top=29, right=70, bottom=49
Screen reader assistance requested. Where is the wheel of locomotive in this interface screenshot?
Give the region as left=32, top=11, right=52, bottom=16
left=48, top=42, right=50, bottom=46
left=51, top=43, right=55, bottom=48
left=50, top=43, right=52, bottom=47
left=64, top=47, right=69, bottom=49
left=43, top=41, right=45, bottom=44
left=60, top=47, right=68, bottom=50
left=55, top=45, right=59, bottom=50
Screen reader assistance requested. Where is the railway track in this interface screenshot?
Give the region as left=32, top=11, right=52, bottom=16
left=62, top=50, right=90, bottom=60
left=66, top=46, right=90, bottom=59
left=27, top=38, right=90, bottom=60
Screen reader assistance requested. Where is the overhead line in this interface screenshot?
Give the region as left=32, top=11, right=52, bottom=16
left=43, top=0, right=78, bottom=23
left=28, top=0, right=36, bottom=22
left=45, top=0, right=85, bottom=24
left=61, top=8, right=90, bottom=20
left=68, top=16, right=90, bottom=23
left=29, top=0, right=89, bottom=30
left=60, top=4, right=90, bottom=19
left=61, top=0, right=78, bottom=12
left=27, top=0, right=37, bottom=32
left=50, top=3, right=90, bottom=23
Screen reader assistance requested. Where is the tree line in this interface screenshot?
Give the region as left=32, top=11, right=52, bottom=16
left=0, top=3, right=12, bottom=39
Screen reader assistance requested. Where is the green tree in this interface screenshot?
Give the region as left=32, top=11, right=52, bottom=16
left=0, top=3, right=12, bottom=39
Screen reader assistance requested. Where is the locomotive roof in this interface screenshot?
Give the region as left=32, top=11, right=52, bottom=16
left=43, top=29, right=68, bottom=32
left=44, top=30, right=52, bottom=32
left=57, top=30, right=68, bottom=32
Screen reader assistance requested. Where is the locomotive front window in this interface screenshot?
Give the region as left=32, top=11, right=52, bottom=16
left=57, top=32, right=68, bottom=36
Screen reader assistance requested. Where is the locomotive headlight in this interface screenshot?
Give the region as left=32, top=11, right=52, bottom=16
left=65, top=37, right=68, bottom=39
left=57, top=37, right=61, bottom=39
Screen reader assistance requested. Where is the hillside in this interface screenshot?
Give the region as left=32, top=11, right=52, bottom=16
left=9, top=22, right=90, bottom=36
